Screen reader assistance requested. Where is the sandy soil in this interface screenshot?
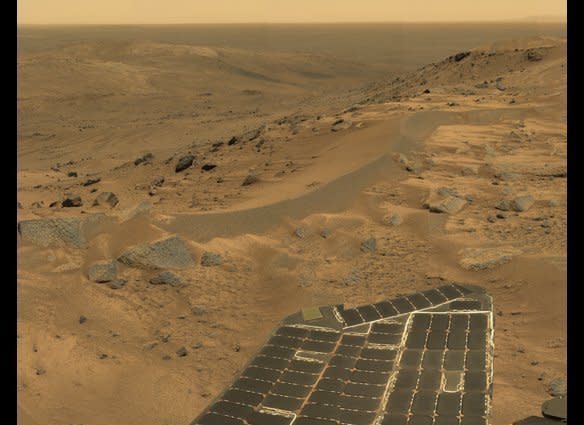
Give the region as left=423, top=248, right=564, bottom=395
left=17, top=34, right=566, bottom=425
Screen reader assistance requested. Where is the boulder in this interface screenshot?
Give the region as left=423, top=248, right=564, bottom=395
left=201, top=252, right=223, bottom=267
left=93, top=192, right=119, bottom=208
left=88, top=260, right=117, bottom=283
left=18, top=215, right=107, bottom=248
left=548, top=377, right=567, bottom=397
left=175, top=155, right=195, bottom=173
left=118, top=236, right=195, bottom=270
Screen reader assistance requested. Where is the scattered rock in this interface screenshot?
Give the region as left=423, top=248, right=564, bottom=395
left=201, top=164, right=217, bottom=171
left=134, top=153, right=153, bottom=166
left=149, top=271, right=182, bottom=286
left=109, top=279, right=127, bottom=289
left=428, top=197, right=467, bottom=214
left=385, top=212, right=403, bottom=226
left=176, top=347, right=188, bottom=357
left=191, top=305, right=208, bottom=316
left=83, top=177, right=101, bottom=186
left=458, top=247, right=522, bottom=271
left=423, top=89, right=431, bottom=94
left=320, top=228, right=331, bottom=239
left=67, top=171, right=78, bottom=177
left=512, top=195, right=535, bottom=212
left=35, top=368, right=46, bottom=376
left=487, top=216, right=497, bottom=223
left=548, top=199, right=559, bottom=207
left=228, top=136, right=239, bottom=146
left=233, top=343, right=241, bottom=352
left=210, top=142, right=223, bottom=152
left=88, top=260, right=117, bottom=283
left=162, top=355, right=171, bottom=361
left=93, top=192, right=119, bottom=208
left=360, top=238, right=377, bottom=253
left=496, top=212, right=508, bottom=219
left=201, top=252, right=223, bottom=267
left=118, top=236, right=195, bottom=270
left=294, top=228, right=305, bottom=239
left=495, top=200, right=511, bottom=211
left=175, top=155, right=195, bottom=173
left=530, top=361, right=539, bottom=366
left=453, top=51, right=471, bottom=62
left=496, top=81, right=506, bottom=91
left=548, top=377, right=567, bottom=397
left=331, top=119, right=352, bottom=132
left=79, top=315, right=87, bottom=324
left=150, top=176, right=165, bottom=188
left=517, top=346, right=526, bottom=354
left=62, top=196, right=83, bottom=208
left=143, top=342, right=158, bottom=350
left=192, top=342, right=203, bottom=349
left=461, top=167, right=477, bottom=176
left=527, top=50, right=543, bottom=62
left=242, top=174, right=259, bottom=186
left=475, top=81, right=489, bottom=89
left=31, top=201, right=43, bottom=209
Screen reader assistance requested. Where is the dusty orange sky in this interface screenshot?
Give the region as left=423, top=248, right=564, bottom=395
left=18, top=0, right=566, bottom=24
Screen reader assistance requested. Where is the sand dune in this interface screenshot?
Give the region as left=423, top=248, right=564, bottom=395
left=17, top=26, right=565, bottom=425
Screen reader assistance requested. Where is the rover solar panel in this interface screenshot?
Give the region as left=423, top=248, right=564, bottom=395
left=190, top=284, right=494, bottom=425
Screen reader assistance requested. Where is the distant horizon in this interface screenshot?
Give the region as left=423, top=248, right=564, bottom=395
left=17, top=16, right=567, bottom=27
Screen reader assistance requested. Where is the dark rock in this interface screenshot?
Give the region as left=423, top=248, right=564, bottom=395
left=360, top=237, right=377, bottom=253
left=228, top=136, right=239, bottom=146
left=49, top=201, right=58, bottom=208
left=201, top=163, right=217, bottom=171
left=175, top=155, right=195, bottom=173
left=242, top=174, right=259, bottom=186
left=135, top=153, right=154, bottom=166
left=67, top=171, right=78, bottom=177
left=83, top=177, right=101, bottom=186
left=210, top=142, right=223, bottom=152
left=201, top=252, right=222, bottom=267
left=320, top=228, right=331, bottom=239
left=496, top=212, right=508, bottom=219
left=475, top=81, right=489, bottom=89
left=176, top=347, right=188, bottom=357
left=453, top=51, right=471, bottom=62
left=93, top=192, right=119, bottom=208
left=31, top=201, right=43, bottom=209
left=62, top=196, right=83, bottom=208
left=192, top=342, right=203, bottom=349
left=423, top=89, right=431, bottom=94
left=35, top=368, right=46, bottom=376
left=79, top=315, right=87, bottom=324
left=149, top=271, right=182, bottom=286
left=88, top=260, right=117, bottom=283
left=331, top=119, right=352, bottom=132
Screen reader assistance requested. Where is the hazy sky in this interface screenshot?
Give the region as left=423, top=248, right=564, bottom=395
left=18, top=0, right=567, bottom=25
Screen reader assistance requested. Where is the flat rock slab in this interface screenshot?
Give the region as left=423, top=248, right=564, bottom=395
left=18, top=214, right=107, bottom=248
left=428, top=196, right=467, bottom=214
left=88, top=260, right=117, bottom=283
left=459, top=247, right=522, bottom=271
left=118, top=236, right=194, bottom=270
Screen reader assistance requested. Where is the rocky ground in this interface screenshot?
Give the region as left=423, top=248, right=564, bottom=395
left=17, top=36, right=566, bottom=425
